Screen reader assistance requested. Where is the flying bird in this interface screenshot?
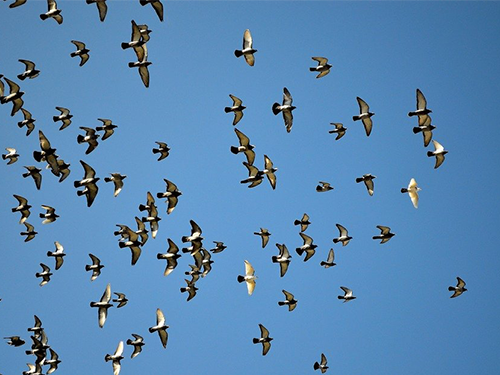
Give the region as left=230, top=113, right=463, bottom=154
left=252, top=324, right=273, bottom=356
left=262, top=154, right=277, bottom=190
left=0, top=77, right=24, bottom=116
left=104, top=341, right=124, bottom=375
left=272, top=87, right=295, bottom=133
left=39, top=0, right=63, bottom=24
left=320, top=248, right=336, bottom=268
left=2, top=147, right=19, bottom=165
left=23, top=363, right=43, bottom=375
left=181, top=220, right=203, bottom=244
left=44, top=348, right=61, bottom=374
left=278, top=289, right=297, bottom=311
left=90, top=283, right=113, bottom=328
left=54, top=159, right=71, bottom=182
left=254, top=228, right=271, bottom=248
left=138, top=24, right=153, bottom=42
left=141, top=202, right=161, bottom=239
left=39, top=205, right=58, bottom=224
left=104, top=173, right=126, bottom=197
left=316, top=181, right=334, bottom=192
left=86, top=0, right=107, bottom=22
left=352, top=97, right=374, bottom=136
left=77, top=127, right=100, bottom=154
left=74, top=160, right=100, bottom=207
left=17, top=59, right=40, bottom=80
left=185, top=264, right=202, bottom=283
left=372, top=225, right=395, bottom=244
left=126, top=334, right=145, bottom=359
left=33, top=130, right=59, bottom=176
left=427, top=140, right=448, bottom=169
left=53, top=107, right=72, bottom=130
left=85, top=253, right=104, bottom=281
left=128, top=44, right=152, bottom=88
left=408, top=89, right=432, bottom=117
left=449, top=277, right=467, bottom=298
left=234, top=29, right=256, bottom=66
left=134, top=216, right=149, bottom=245
left=180, top=278, right=199, bottom=301
left=224, top=94, right=246, bottom=126
left=46, top=241, right=65, bottom=270
left=22, top=166, right=42, bottom=190
left=20, top=222, right=37, bottom=242
left=12, top=194, right=31, bottom=224
left=17, top=108, right=36, bottom=136
left=313, top=353, right=329, bottom=373
left=118, top=228, right=143, bottom=266
left=152, top=141, right=170, bottom=161
left=413, top=114, right=436, bottom=147
left=230, top=128, right=255, bottom=165
left=70, top=40, right=90, bottom=66
left=157, top=238, right=181, bottom=276
left=35, top=263, right=52, bottom=286
left=4, top=336, right=25, bottom=346
left=401, top=178, right=421, bottom=209
left=328, top=122, right=347, bottom=140
left=210, top=241, right=227, bottom=254
left=96, top=118, right=117, bottom=140
left=271, top=243, right=291, bottom=277
left=27, top=315, right=43, bottom=338
left=309, top=57, right=332, bottom=79
left=240, top=161, right=264, bottom=188
left=355, top=174, right=376, bottom=196
left=7, top=0, right=27, bottom=8
left=122, top=20, right=146, bottom=50
left=296, top=232, right=317, bottom=262
left=156, top=178, right=182, bottom=214
left=338, top=286, right=356, bottom=303
left=333, top=224, right=352, bottom=246
left=237, top=260, right=257, bottom=295
left=139, top=0, right=164, bottom=21
left=149, top=308, right=169, bottom=348
left=112, top=293, right=128, bottom=308
left=294, top=213, right=311, bottom=232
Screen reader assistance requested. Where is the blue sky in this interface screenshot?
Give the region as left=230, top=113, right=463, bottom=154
left=1, top=1, right=500, bottom=374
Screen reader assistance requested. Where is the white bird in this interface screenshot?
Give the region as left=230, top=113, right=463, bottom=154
left=234, top=29, right=257, bottom=66
left=401, top=178, right=421, bottom=209
left=90, top=283, right=113, bottom=328
left=39, top=0, right=63, bottom=24
left=104, top=341, right=124, bottom=375
left=332, top=224, right=352, bottom=246
left=148, top=308, right=169, bottom=348
left=338, top=286, right=356, bottom=303
left=237, top=260, right=257, bottom=295
left=2, top=147, right=19, bottom=165
left=320, top=248, right=336, bottom=268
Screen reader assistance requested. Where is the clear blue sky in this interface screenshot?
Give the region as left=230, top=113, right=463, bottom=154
left=1, top=1, right=500, bottom=374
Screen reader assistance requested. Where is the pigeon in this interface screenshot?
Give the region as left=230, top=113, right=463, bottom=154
left=309, top=57, right=332, bottom=79
left=35, top=263, right=52, bottom=286
left=39, top=0, right=63, bottom=24
left=12, top=194, right=31, bottom=224
left=138, top=24, right=153, bottom=42
left=53, top=107, right=73, bottom=131
left=104, top=173, right=126, bottom=197
left=225, top=94, right=246, bottom=126
left=74, top=161, right=99, bottom=207
left=240, top=161, right=264, bottom=188
left=210, top=241, right=227, bottom=254
left=272, top=87, right=295, bottom=133
left=2, top=148, right=19, bottom=165
left=134, top=216, right=149, bottom=245
left=271, top=243, right=291, bottom=277
left=234, top=29, right=256, bottom=66
left=185, top=264, right=202, bottom=283
left=104, top=341, right=124, bottom=375
left=77, top=127, right=100, bottom=154
left=252, top=324, right=273, bottom=356
left=44, top=348, right=61, bottom=374
left=33, top=131, right=60, bottom=177
left=372, top=225, right=395, bottom=244
left=181, top=241, right=202, bottom=256
left=128, top=44, right=151, bottom=88
left=20, top=222, right=37, bottom=242
left=85, top=253, right=104, bottom=281
left=427, top=140, right=448, bottom=169
left=313, top=353, right=329, bottom=373
left=0, top=77, right=24, bottom=116
left=237, top=260, right=257, bottom=295
left=413, top=114, right=436, bottom=147
left=180, top=278, right=199, bottom=301
left=96, top=118, right=117, bottom=140
left=70, top=40, right=90, bottom=66
left=90, top=283, right=113, bottom=328
left=157, top=238, right=181, bottom=276
left=328, top=122, right=347, bottom=140
left=122, top=20, right=146, bottom=50
left=17, top=108, right=36, bottom=136
left=332, top=224, right=352, bottom=246
left=118, top=229, right=143, bottom=266
left=126, top=334, right=145, bottom=359
left=22, top=166, right=42, bottom=190
left=27, top=315, right=43, bottom=339
left=197, top=248, right=214, bottom=277
left=355, top=174, right=376, bottom=196
left=316, top=181, right=334, bottom=192
left=112, top=293, right=128, bottom=308
left=54, top=159, right=71, bottom=182
left=408, top=89, right=432, bottom=117
left=46, top=241, right=65, bottom=270
left=39, top=205, right=58, bottom=224
left=338, top=286, right=356, bottom=303
left=352, top=97, right=374, bottom=136
left=294, top=213, right=310, bottom=232
left=149, top=308, right=169, bottom=348
left=401, top=178, right=421, bottom=209
left=141, top=203, right=161, bottom=239
left=152, top=141, right=170, bottom=161
left=296, top=232, right=317, bottom=262
left=17, top=59, right=40, bottom=80
left=254, top=228, right=271, bottom=248
left=181, top=220, right=203, bottom=243
left=278, top=289, right=297, bottom=311
left=4, top=336, right=25, bottom=346
left=7, top=0, right=27, bottom=8
left=139, top=191, right=156, bottom=212
left=320, top=248, right=336, bottom=268
left=23, top=363, right=42, bottom=375
left=139, top=0, right=164, bottom=21
left=230, top=128, right=255, bottom=165
left=27, top=331, right=49, bottom=362
left=156, top=178, right=182, bottom=214
left=449, top=277, right=467, bottom=298
left=86, top=0, right=107, bottom=22
left=262, top=155, right=278, bottom=190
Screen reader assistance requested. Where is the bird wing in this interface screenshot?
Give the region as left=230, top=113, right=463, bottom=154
left=279, top=261, right=289, bottom=277
left=283, top=110, right=293, bottom=133
left=321, top=353, right=328, bottom=365
left=71, top=40, right=86, bottom=50
left=156, top=308, right=165, bottom=326
left=316, top=69, right=330, bottom=79
left=151, top=0, right=164, bottom=21
left=418, top=114, right=432, bottom=127
left=408, top=178, right=418, bottom=189
left=86, top=183, right=99, bottom=207
left=19, top=59, right=35, bottom=71
left=377, top=225, right=391, bottom=235
left=356, top=97, right=370, bottom=113
left=101, top=283, right=111, bottom=302
left=138, top=65, right=150, bottom=88
left=130, top=246, right=142, bottom=265
left=362, top=117, right=373, bottom=136
left=336, top=223, right=348, bottom=237
left=98, top=307, right=108, bottom=328
left=4, top=77, right=20, bottom=94
left=115, top=340, right=124, bottom=356
left=243, top=29, right=253, bottom=49
left=158, top=328, right=168, bottom=348
left=47, top=0, right=57, bottom=11
left=80, top=160, right=96, bottom=179
left=167, top=196, right=178, bottom=214
left=326, top=248, right=335, bottom=263
left=340, top=286, right=352, bottom=297
left=416, top=88, right=427, bottom=111
left=233, top=110, right=244, bottom=126
left=54, top=241, right=64, bottom=253
left=243, top=149, right=255, bottom=166
left=300, top=232, right=313, bottom=245
left=246, top=279, right=256, bottom=295
left=14, top=194, right=28, bottom=205
left=261, top=233, right=269, bottom=248
left=457, top=277, right=466, bottom=288
left=112, top=359, right=121, bottom=375
left=365, top=178, right=374, bottom=196
left=262, top=341, right=271, bottom=356
left=96, top=0, right=107, bottom=21
left=165, top=179, right=178, bottom=193
left=230, top=94, right=242, bottom=107
left=283, top=289, right=294, bottom=301
left=422, top=129, right=433, bottom=147
left=244, top=53, right=255, bottom=67
left=432, top=139, right=444, bottom=153
left=190, top=220, right=202, bottom=236
left=89, top=253, right=101, bottom=265
left=235, top=128, right=250, bottom=147
left=409, top=190, right=419, bottom=208
left=130, top=20, right=141, bottom=41
left=312, top=56, right=328, bottom=65
left=259, top=324, right=269, bottom=338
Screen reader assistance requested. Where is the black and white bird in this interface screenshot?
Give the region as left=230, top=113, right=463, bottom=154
left=408, top=89, right=432, bottom=117
left=372, top=225, right=395, bottom=244
left=96, top=118, right=117, bottom=140
left=74, top=160, right=100, bottom=207
left=129, top=44, right=151, bottom=88
left=254, top=228, right=271, bottom=248
left=2, top=147, right=19, bottom=165
left=180, top=278, right=199, bottom=301
left=294, top=213, right=311, bottom=232
left=138, top=24, right=153, bottom=42
left=39, top=0, right=63, bottom=24
left=27, top=315, right=43, bottom=338
left=240, top=161, right=264, bottom=188
left=355, top=174, right=376, bottom=196
left=157, top=238, right=181, bottom=276
left=296, top=232, right=317, bottom=262
left=90, top=283, right=113, bottom=328
left=338, top=286, right=356, bottom=303
left=448, top=277, right=467, bottom=298
left=225, top=94, right=246, bottom=126
left=230, top=128, right=255, bottom=165
left=12, top=194, right=31, bottom=224
left=126, top=334, right=145, bottom=359
left=85, top=253, right=104, bottom=281
left=0, top=77, right=24, bottom=116
left=328, top=122, right=347, bottom=140
left=134, top=216, right=149, bottom=245
left=86, top=0, right=107, bottom=22
left=181, top=220, right=203, bottom=244
left=112, top=293, right=128, bottom=308
left=149, top=308, right=169, bottom=348
left=237, top=260, right=257, bottom=295
left=272, top=243, right=292, bottom=277
left=320, top=248, right=336, bottom=268
left=17, top=59, right=40, bottom=80
left=253, top=324, right=273, bottom=356
left=104, top=341, right=124, bottom=375
left=35, top=263, right=52, bottom=286
left=22, top=166, right=42, bottom=190
left=117, top=227, right=143, bottom=266
left=44, top=348, right=61, bottom=374
left=156, top=178, right=182, bottom=214
left=427, top=140, right=448, bottom=169
left=55, top=159, right=70, bottom=183
left=272, top=87, right=295, bottom=133
left=39, top=205, right=58, bottom=224
left=262, top=154, right=278, bottom=190
left=278, top=289, right=297, bottom=311
left=352, top=97, right=374, bottom=136
left=122, top=20, right=146, bottom=49
left=313, top=353, right=329, bottom=373
left=210, top=241, right=227, bottom=254
left=77, top=127, right=100, bottom=154
left=52, top=107, right=72, bottom=130
left=401, top=178, right=420, bottom=209
left=7, top=0, right=27, bottom=8
left=309, top=57, right=332, bottom=79
left=413, top=114, right=436, bottom=147
left=141, top=200, right=161, bottom=239
left=20, top=222, right=37, bottom=242
left=152, top=141, right=170, bottom=161
left=104, top=173, right=126, bottom=197
left=46, top=241, right=65, bottom=270
left=4, top=336, right=25, bottom=347
left=22, top=363, right=42, bottom=375
left=33, top=130, right=59, bottom=176
left=332, top=224, right=352, bottom=246
left=316, top=181, right=334, bottom=192
left=18, top=108, right=36, bottom=136
left=234, top=29, right=256, bottom=66
left=70, top=40, right=90, bottom=67
left=139, top=0, right=164, bottom=21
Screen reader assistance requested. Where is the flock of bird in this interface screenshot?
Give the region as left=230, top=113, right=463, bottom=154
left=1, top=3, right=467, bottom=375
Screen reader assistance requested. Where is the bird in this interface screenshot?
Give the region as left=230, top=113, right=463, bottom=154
left=254, top=228, right=271, bottom=248
left=55, top=159, right=71, bottom=183
left=126, top=334, right=145, bottom=359
left=74, top=160, right=99, bottom=207
left=22, top=166, right=42, bottom=190
left=355, top=174, right=376, bottom=196
left=25, top=332, right=49, bottom=363
left=316, top=181, right=334, bottom=192
left=309, top=57, right=332, bottom=78
left=449, top=277, right=467, bottom=298
left=35, top=263, right=52, bottom=286
left=39, top=0, right=63, bottom=24
left=85, top=253, right=104, bottom=281
left=197, top=248, right=214, bottom=278
left=240, top=161, right=264, bottom=188
left=352, top=97, right=374, bottom=136
left=252, top=324, right=273, bottom=356
left=149, top=308, right=169, bottom=348
left=134, top=216, right=149, bottom=245
left=152, top=141, right=170, bottom=161
left=46, top=241, right=65, bottom=270
left=17, top=108, right=36, bottom=136
left=2, top=147, right=19, bottom=165
left=262, top=154, right=278, bottom=190
left=34, top=131, right=60, bottom=177
left=138, top=24, right=153, bottom=42
left=17, top=59, right=40, bottom=80
left=210, top=241, right=227, bottom=254
left=338, top=286, right=356, bottom=303
left=237, top=260, right=257, bottom=295
left=139, top=191, right=156, bottom=212
left=0, top=77, right=24, bottom=116
left=90, top=283, right=113, bottom=328
left=225, top=94, right=246, bottom=125
left=129, top=44, right=152, bottom=88
left=234, top=29, right=256, bottom=66
left=96, top=118, right=117, bottom=140
left=44, top=348, right=61, bottom=374
left=427, top=140, right=448, bottom=169
left=4, top=336, right=25, bottom=346
left=27, top=315, right=43, bottom=338
left=401, top=178, right=421, bottom=209
left=185, top=264, right=202, bottom=283
left=70, top=40, right=90, bottom=66
left=278, top=289, right=297, bottom=311
left=112, top=293, right=128, bottom=308
left=139, top=0, right=164, bottom=21
left=22, top=363, right=42, bottom=375
left=77, top=127, right=100, bottom=154
left=180, top=278, right=199, bottom=301
left=271, top=243, right=291, bottom=277
left=230, top=128, right=255, bottom=165
left=320, top=248, right=336, bottom=268
left=372, top=225, right=395, bottom=244
left=12, top=194, right=31, bottom=224
left=118, top=229, right=143, bottom=266
left=53, top=107, right=72, bottom=130
left=7, top=0, right=27, bottom=8
left=272, top=87, right=295, bottom=133
left=20, top=222, right=37, bottom=242
left=104, top=173, right=126, bottom=197
left=156, top=178, right=182, bottom=214
left=141, top=202, right=161, bottom=239
left=408, top=88, right=432, bottom=117
left=86, top=0, right=107, bottom=22
left=122, top=20, right=146, bottom=50
left=333, top=223, right=352, bottom=246
left=296, top=232, right=317, bottom=262
left=294, top=213, right=311, bottom=232
left=413, top=114, right=436, bottom=147
left=328, top=122, right=347, bottom=140
left=181, top=220, right=203, bottom=244
left=39, top=205, right=58, bottom=224
left=313, top=353, right=329, bottom=373
left=104, top=341, right=124, bottom=375
left=157, top=238, right=181, bottom=276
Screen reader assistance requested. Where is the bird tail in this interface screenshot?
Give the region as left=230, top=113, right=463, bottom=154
left=296, top=248, right=304, bottom=256
left=46, top=251, right=52, bottom=257
left=104, top=355, right=112, bottom=362
left=138, top=204, right=147, bottom=211
left=118, top=242, right=127, bottom=248
left=313, top=362, right=320, bottom=370
left=230, top=146, right=239, bottom=154
left=128, top=62, right=136, bottom=68
left=70, top=52, right=78, bottom=58
left=448, top=287, right=455, bottom=291
left=309, top=67, right=316, bottom=72
left=401, top=188, right=408, bottom=193
left=77, top=190, right=86, bottom=196
left=85, top=265, right=92, bottom=271
left=427, top=151, right=434, bottom=157
left=104, top=177, right=111, bottom=183
left=22, top=172, right=30, bottom=178
left=86, top=0, right=94, bottom=3
left=180, top=287, right=187, bottom=293
left=271, top=256, right=278, bottom=263
left=252, top=338, right=260, bottom=344
left=278, top=301, right=286, bottom=306
left=234, top=50, right=243, bottom=58
left=337, top=296, right=344, bottom=300
left=352, top=115, right=360, bottom=121
left=293, top=220, right=301, bottom=226
left=121, top=42, right=131, bottom=50
left=272, top=103, right=281, bottom=115
left=148, top=327, right=155, bottom=333
left=152, top=148, right=160, bottom=154
left=77, top=135, right=85, bottom=144
left=181, top=236, right=189, bottom=243
left=126, top=339, right=133, bottom=345
left=332, top=238, right=339, bottom=244
left=156, top=253, right=164, bottom=259
left=237, top=275, right=245, bottom=283
left=33, top=151, right=43, bottom=162
left=40, top=14, right=48, bottom=20
left=412, top=126, right=422, bottom=134
left=17, top=74, right=26, bottom=81
left=224, top=107, right=232, bottom=113
left=408, top=111, right=416, bottom=117
left=39, top=213, right=45, bottom=218
left=355, top=177, right=364, bottom=183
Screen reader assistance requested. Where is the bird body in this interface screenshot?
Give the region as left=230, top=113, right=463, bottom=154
left=272, top=243, right=291, bottom=277
left=225, top=94, right=246, bottom=125
left=427, top=140, right=448, bottom=169
left=401, top=178, right=421, bottom=208
left=90, top=283, right=112, bottom=328
left=333, top=224, right=352, bottom=246
left=309, top=57, right=332, bottom=78
left=272, top=87, right=295, bottom=133
left=237, top=260, right=257, bottom=295
left=234, top=29, right=256, bottom=66
left=252, top=324, right=273, bottom=355
left=449, top=277, right=467, bottom=298
left=352, top=97, right=374, bottom=136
